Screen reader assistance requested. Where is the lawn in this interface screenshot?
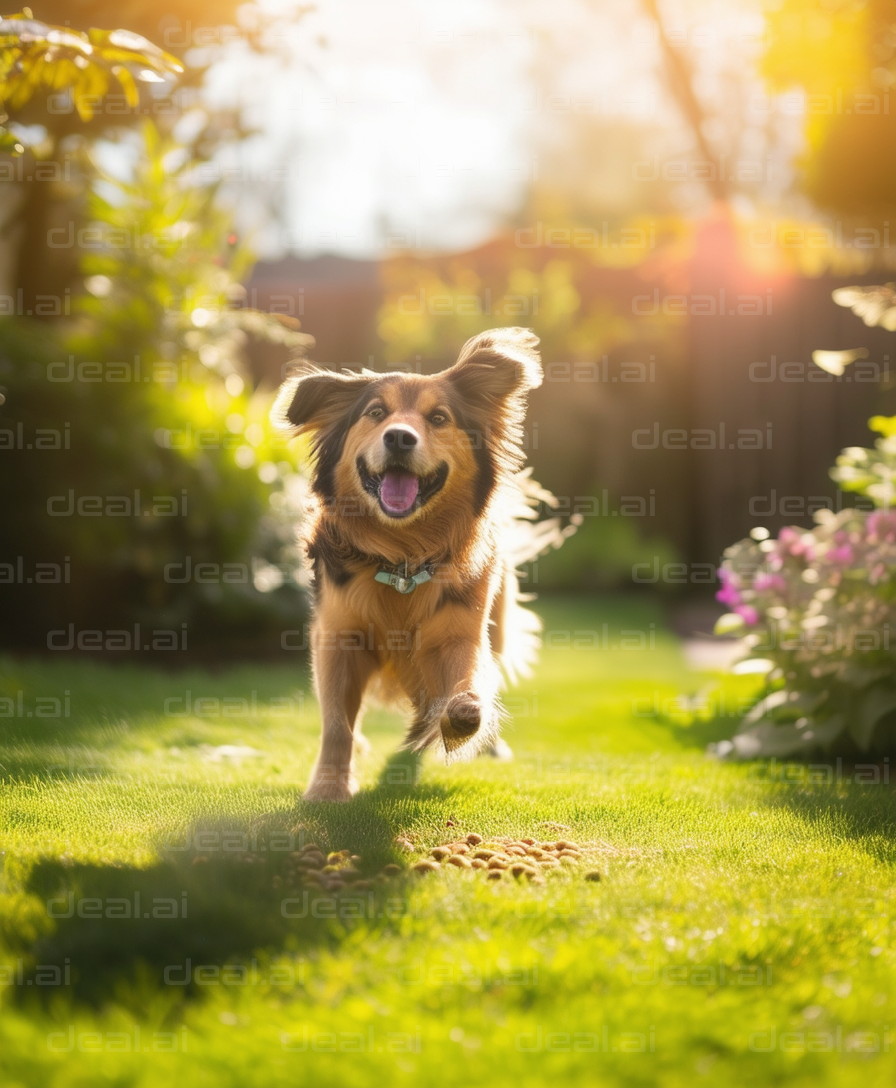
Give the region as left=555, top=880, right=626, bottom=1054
left=1, top=596, right=895, bottom=1087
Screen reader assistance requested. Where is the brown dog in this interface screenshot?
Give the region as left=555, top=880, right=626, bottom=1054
left=273, top=327, right=565, bottom=801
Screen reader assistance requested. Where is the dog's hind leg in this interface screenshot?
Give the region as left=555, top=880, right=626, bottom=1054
left=304, top=636, right=377, bottom=803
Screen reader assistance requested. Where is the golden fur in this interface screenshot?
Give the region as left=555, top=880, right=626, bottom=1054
left=272, top=327, right=564, bottom=801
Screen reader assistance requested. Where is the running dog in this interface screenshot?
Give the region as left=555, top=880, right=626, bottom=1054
left=273, top=327, right=566, bottom=801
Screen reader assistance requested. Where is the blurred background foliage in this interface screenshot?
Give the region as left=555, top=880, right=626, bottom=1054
left=0, top=11, right=316, bottom=652
left=2, top=0, right=896, bottom=650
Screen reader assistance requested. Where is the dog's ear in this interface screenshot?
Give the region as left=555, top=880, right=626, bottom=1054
left=446, top=327, right=542, bottom=404
left=271, top=367, right=376, bottom=433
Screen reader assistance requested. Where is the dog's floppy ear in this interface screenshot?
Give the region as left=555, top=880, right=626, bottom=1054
left=271, top=367, right=376, bottom=434
left=446, top=327, right=542, bottom=403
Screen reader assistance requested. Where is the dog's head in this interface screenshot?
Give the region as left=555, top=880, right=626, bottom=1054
left=273, top=328, right=542, bottom=529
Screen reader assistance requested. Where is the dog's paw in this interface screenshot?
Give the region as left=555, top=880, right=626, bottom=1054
left=442, top=691, right=482, bottom=743
left=303, top=771, right=358, bottom=803
left=484, top=737, right=513, bottom=761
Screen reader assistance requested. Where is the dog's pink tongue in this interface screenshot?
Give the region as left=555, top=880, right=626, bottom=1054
left=380, top=470, right=419, bottom=514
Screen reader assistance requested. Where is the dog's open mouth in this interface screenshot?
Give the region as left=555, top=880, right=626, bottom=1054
left=357, top=458, right=449, bottom=518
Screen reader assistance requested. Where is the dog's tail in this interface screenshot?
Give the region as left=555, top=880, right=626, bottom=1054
left=493, top=470, right=578, bottom=683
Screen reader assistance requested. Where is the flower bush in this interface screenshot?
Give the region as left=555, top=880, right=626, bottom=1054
left=714, top=415, right=896, bottom=758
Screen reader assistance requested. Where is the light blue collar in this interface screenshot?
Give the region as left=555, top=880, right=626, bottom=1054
left=374, top=563, right=433, bottom=594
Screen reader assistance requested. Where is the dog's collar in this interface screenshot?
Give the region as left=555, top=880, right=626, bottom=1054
left=374, top=560, right=434, bottom=595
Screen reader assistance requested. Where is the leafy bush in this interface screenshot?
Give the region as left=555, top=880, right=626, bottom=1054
left=0, top=124, right=313, bottom=654
left=714, top=415, right=896, bottom=758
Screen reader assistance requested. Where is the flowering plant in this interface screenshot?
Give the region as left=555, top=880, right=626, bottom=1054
left=714, top=415, right=896, bottom=758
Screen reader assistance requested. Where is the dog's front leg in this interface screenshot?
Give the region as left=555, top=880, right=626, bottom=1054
left=409, top=606, right=502, bottom=754
left=305, top=634, right=376, bottom=802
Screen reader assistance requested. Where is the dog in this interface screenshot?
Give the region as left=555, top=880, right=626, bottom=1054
left=272, top=327, right=567, bottom=801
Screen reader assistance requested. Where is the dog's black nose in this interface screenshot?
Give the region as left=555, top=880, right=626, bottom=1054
left=383, top=426, right=418, bottom=451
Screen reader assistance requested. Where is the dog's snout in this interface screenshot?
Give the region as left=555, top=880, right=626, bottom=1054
left=383, top=426, right=419, bottom=452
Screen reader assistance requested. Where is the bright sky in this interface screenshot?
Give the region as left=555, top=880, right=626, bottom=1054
left=195, top=0, right=795, bottom=259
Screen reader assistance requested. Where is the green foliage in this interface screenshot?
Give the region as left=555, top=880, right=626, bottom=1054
left=0, top=11, right=182, bottom=150
left=0, top=122, right=313, bottom=650
left=761, top=0, right=896, bottom=218
left=715, top=412, right=896, bottom=759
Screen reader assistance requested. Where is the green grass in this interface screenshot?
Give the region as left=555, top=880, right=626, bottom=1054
left=2, top=596, right=896, bottom=1087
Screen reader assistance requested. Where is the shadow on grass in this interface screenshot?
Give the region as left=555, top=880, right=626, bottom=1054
left=757, top=768, right=896, bottom=866
left=11, top=764, right=460, bottom=1008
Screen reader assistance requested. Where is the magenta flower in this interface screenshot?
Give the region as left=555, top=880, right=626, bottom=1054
left=777, top=527, right=813, bottom=559
left=735, top=605, right=759, bottom=626
left=867, top=512, right=896, bottom=543
left=826, top=545, right=853, bottom=565
left=716, top=569, right=742, bottom=607
left=754, top=573, right=786, bottom=592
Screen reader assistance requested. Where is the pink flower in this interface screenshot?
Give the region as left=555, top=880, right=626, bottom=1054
left=777, top=527, right=813, bottom=560
left=826, top=545, right=853, bottom=565
left=715, top=568, right=742, bottom=608
left=736, top=605, right=759, bottom=626
left=867, top=512, right=896, bottom=543
left=754, top=573, right=786, bottom=592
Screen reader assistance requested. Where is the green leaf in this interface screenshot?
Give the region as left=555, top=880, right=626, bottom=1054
left=714, top=612, right=744, bottom=636
left=112, top=64, right=138, bottom=108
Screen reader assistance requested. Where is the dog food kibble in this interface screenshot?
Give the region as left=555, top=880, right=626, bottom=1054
left=412, top=860, right=440, bottom=874
left=279, top=834, right=596, bottom=892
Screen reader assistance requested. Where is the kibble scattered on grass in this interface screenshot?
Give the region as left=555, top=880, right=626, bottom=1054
left=273, top=834, right=599, bottom=892
left=412, top=860, right=441, bottom=874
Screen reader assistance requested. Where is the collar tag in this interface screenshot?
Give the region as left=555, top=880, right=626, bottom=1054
left=374, top=568, right=432, bottom=594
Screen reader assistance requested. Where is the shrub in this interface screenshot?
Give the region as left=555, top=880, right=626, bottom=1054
left=0, top=124, right=313, bottom=654
left=714, top=415, right=896, bottom=757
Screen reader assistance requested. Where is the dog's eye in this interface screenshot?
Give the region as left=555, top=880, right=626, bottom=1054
left=429, top=412, right=448, bottom=426
left=367, top=406, right=385, bottom=421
